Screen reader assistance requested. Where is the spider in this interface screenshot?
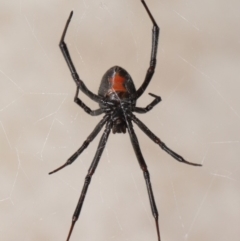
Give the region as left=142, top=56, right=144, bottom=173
left=49, top=1, right=202, bottom=240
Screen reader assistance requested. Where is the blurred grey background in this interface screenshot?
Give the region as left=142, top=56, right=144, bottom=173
left=1, top=0, right=240, bottom=240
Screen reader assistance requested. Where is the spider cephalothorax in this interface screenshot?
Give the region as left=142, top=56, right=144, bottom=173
left=49, top=1, right=202, bottom=241
left=112, top=115, right=127, bottom=134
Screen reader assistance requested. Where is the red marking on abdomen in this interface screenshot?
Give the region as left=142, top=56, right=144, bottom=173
left=109, top=73, right=126, bottom=92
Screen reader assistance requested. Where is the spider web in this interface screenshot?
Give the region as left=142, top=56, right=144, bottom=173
left=1, top=0, right=240, bottom=240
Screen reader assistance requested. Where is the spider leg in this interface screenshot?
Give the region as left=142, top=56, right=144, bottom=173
left=74, top=87, right=104, bottom=116
left=130, top=114, right=202, bottom=166
left=66, top=121, right=112, bottom=241
left=59, top=11, right=102, bottom=103
left=125, top=117, right=161, bottom=241
left=49, top=115, right=110, bottom=175
left=134, top=0, right=159, bottom=99
left=133, top=93, right=161, bottom=113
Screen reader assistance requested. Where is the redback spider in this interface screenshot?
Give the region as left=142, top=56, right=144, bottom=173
left=49, top=1, right=202, bottom=240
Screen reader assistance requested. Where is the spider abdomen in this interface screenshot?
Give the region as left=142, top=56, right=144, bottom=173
left=98, top=66, right=136, bottom=101
left=109, top=72, right=126, bottom=92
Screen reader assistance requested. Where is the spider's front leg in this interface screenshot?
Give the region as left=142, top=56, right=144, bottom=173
left=49, top=115, right=110, bottom=174
left=66, top=121, right=112, bottom=241
left=130, top=114, right=202, bottom=166
left=125, top=117, right=161, bottom=241
left=59, top=11, right=102, bottom=103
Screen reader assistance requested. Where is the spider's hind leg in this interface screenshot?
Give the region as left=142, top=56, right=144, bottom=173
left=59, top=11, right=102, bottom=103
left=134, top=0, right=159, bottom=99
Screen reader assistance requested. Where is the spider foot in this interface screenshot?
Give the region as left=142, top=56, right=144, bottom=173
left=49, top=153, right=78, bottom=175
left=49, top=163, right=67, bottom=175
left=60, top=11, right=73, bottom=44
left=66, top=219, right=76, bottom=241
left=149, top=92, right=161, bottom=100
left=155, top=217, right=161, bottom=241
left=179, top=158, right=202, bottom=166
left=160, top=142, right=202, bottom=166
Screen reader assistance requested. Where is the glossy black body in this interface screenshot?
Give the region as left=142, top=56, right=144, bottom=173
left=98, top=66, right=137, bottom=133
left=50, top=1, right=202, bottom=241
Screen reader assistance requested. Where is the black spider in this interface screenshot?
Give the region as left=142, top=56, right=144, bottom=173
left=49, top=1, right=202, bottom=240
